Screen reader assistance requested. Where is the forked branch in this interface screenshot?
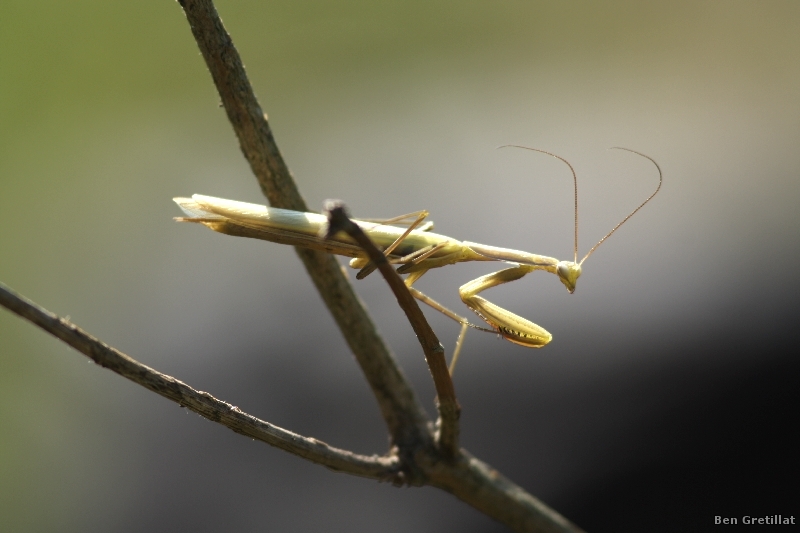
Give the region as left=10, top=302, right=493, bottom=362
left=0, top=1, right=587, bottom=531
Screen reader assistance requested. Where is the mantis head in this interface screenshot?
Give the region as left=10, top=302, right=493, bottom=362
left=556, top=261, right=581, bottom=294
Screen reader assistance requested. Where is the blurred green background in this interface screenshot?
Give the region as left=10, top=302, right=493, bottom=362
left=2, top=1, right=798, bottom=531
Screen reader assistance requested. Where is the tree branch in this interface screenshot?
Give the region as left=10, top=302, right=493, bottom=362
left=2, top=1, right=589, bottom=530
left=425, top=450, right=585, bottom=533
left=322, top=202, right=460, bottom=459
left=0, top=283, right=399, bottom=480
left=177, top=0, right=432, bottom=456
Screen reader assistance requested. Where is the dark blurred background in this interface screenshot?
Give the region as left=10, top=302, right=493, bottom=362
left=1, top=1, right=798, bottom=531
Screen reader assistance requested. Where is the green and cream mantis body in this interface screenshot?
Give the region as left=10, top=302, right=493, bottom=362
left=174, top=147, right=661, bottom=372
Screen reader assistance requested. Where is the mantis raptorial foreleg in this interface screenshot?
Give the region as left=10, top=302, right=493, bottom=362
left=459, top=265, right=552, bottom=348
left=407, top=264, right=554, bottom=372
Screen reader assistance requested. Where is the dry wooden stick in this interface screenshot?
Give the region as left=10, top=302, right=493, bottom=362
left=322, top=202, right=460, bottom=459
left=0, top=283, right=399, bottom=480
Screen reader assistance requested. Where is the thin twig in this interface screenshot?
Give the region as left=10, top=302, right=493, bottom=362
left=177, top=0, right=432, bottom=457
left=0, top=283, right=399, bottom=480
left=322, top=202, right=460, bottom=459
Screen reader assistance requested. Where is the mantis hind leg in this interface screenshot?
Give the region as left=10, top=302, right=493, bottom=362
left=459, top=265, right=553, bottom=348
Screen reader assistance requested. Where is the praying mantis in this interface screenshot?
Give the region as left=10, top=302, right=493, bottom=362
left=174, top=147, right=661, bottom=373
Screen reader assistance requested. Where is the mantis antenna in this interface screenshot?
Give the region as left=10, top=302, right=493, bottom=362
left=499, top=145, right=662, bottom=266
left=579, top=147, right=663, bottom=265
left=498, top=145, right=580, bottom=263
